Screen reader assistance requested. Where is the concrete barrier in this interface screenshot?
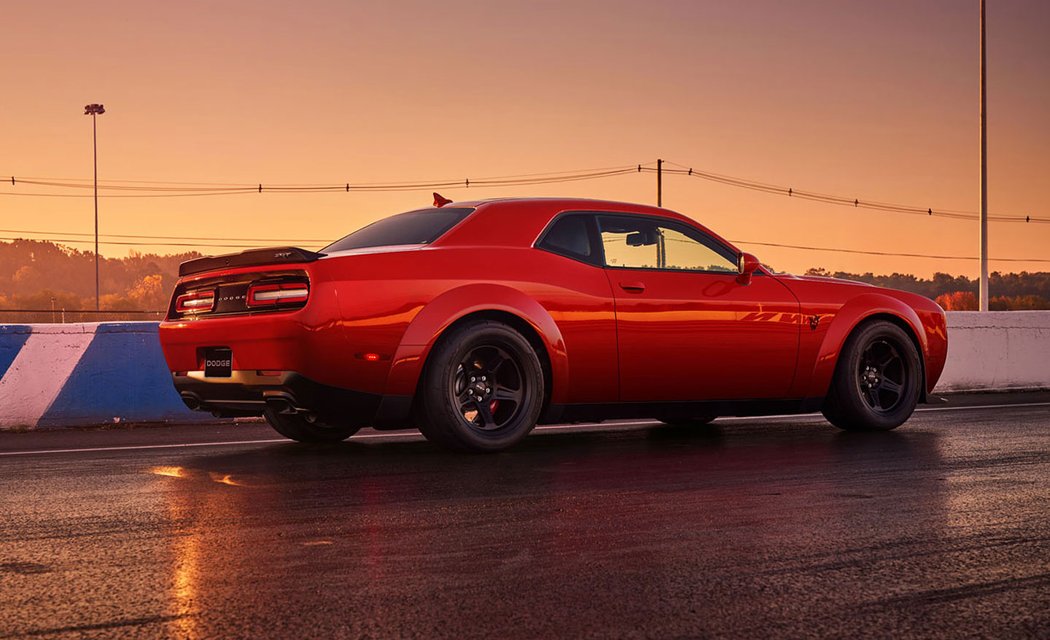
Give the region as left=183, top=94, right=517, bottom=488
left=0, top=312, right=1046, bottom=429
left=0, top=322, right=211, bottom=429
left=934, top=311, right=1050, bottom=393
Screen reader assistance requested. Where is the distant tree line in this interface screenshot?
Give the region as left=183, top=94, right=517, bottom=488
left=0, top=239, right=200, bottom=312
left=803, top=268, right=1050, bottom=310
left=0, top=240, right=1046, bottom=312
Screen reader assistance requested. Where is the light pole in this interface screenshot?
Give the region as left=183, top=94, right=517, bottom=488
left=84, top=103, right=105, bottom=312
left=978, top=1, right=989, bottom=311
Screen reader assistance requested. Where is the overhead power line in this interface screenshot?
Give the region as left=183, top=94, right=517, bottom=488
left=4, top=162, right=649, bottom=187
left=0, top=166, right=647, bottom=198
left=4, top=160, right=1044, bottom=224
left=2, top=159, right=1047, bottom=263
left=730, top=240, right=1050, bottom=263
left=0, top=235, right=311, bottom=250
left=0, top=228, right=328, bottom=245
left=648, top=161, right=1047, bottom=224
left=5, top=232, right=1048, bottom=264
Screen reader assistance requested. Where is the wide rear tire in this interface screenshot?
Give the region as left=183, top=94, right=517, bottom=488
left=822, top=320, right=922, bottom=432
left=264, top=409, right=361, bottom=443
left=417, top=320, right=545, bottom=452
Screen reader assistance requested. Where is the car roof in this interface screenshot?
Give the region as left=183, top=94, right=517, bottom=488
left=445, top=196, right=677, bottom=214
left=432, top=197, right=739, bottom=254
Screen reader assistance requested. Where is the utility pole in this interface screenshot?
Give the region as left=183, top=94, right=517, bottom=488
left=656, top=158, right=663, bottom=207
left=84, top=103, right=105, bottom=312
left=979, top=0, right=989, bottom=311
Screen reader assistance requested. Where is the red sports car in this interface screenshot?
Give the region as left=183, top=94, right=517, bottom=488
left=159, top=197, right=948, bottom=451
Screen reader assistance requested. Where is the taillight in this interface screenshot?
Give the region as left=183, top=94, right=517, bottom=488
left=247, top=282, right=309, bottom=307
left=175, top=289, right=215, bottom=314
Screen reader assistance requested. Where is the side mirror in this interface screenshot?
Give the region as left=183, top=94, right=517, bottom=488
left=737, top=252, right=761, bottom=286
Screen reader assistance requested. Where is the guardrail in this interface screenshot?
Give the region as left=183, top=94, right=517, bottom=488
left=0, top=312, right=1047, bottom=430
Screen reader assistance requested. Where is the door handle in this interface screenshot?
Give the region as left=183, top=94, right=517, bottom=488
left=619, top=281, right=646, bottom=293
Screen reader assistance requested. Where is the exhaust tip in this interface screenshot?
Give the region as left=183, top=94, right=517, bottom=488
left=180, top=392, right=203, bottom=411
left=265, top=393, right=300, bottom=415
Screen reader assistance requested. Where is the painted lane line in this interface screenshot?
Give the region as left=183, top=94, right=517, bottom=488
left=697, top=401, right=1050, bottom=423
left=0, top=433, right=413, bottom=457
left=0, top=423, right=647, bottom=457
left=567, top=402, right=1050, bottom=427
left=0, top=438, right=290, bottom=456
left=916, top=401, right=1050, bottom=412
left=1, top=401, right=1047, bottom=458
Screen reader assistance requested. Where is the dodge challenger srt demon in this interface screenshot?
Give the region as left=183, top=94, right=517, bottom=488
left=159, top=197, right=948, bottom=451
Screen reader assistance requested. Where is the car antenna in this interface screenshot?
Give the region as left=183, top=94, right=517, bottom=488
left=433, top=192, right=453, bottom=208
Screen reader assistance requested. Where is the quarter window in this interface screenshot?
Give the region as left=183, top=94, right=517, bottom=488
left=597, top=215, right=737, bottom=273
left=537, top=215, right=598, bottom=264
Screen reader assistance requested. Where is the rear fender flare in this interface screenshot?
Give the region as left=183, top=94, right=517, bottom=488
left=808, top=293, right=928, bottom=398
left=384, top=283, right=568, bottom=401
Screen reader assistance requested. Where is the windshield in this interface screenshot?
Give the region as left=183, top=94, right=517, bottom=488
left=322, top=207, right=474, bottom=252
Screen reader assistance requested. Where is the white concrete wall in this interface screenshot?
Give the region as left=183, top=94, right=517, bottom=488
left=934, top=311, right=1050, bottom=393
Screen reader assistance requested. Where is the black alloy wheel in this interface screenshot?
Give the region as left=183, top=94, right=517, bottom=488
left=418, top=320, right=544, bottom=452
left=450, top=345, right=527, bottom=431
left=823, top=320, right=922, bottom=432
left=857, top=339, right=908, bottom=414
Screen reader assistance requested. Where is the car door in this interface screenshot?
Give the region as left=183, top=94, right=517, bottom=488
left=532, top=213, right=620, bottom=404
left=597, top=213, right=801, bottom=402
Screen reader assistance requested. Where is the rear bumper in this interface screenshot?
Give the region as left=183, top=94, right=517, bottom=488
left=159, top=309, right=392, bottom=396
left=161, top=314, right=316, bottom=380
left=173, top=370, right=412, bottom=428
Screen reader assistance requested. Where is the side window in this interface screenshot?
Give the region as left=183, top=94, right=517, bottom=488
left=597, top=215, right=737, bottom=273
left=599, top=217, right=659, bottom=269
left=661, top=226, right=738, bottom=272
left=537, top=215, right=598, bottom=264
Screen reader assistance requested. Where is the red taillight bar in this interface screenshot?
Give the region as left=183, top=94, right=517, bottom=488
left=175, top=289, right=215, bottom=314
left=247, top=283, right=309, bottom=307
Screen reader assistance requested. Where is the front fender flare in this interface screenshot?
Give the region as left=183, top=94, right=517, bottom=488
left=383, top=283, right=568, bottom=401
left=806, top=293, right=928, bottom=399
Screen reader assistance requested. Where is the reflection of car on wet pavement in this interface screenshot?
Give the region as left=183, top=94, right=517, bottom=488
left=159, top=196, right=947, bottom=451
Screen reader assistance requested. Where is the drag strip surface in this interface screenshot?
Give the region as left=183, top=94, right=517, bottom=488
left=3, top=398, right=1048, bottom=458
left=0, top=396, right=1047, bottom=638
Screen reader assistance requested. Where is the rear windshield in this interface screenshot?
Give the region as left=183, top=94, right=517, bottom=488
left=322, top=207, right=474, bottom=252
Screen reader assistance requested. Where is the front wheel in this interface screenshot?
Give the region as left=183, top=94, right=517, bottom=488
left=417, top=320, right=545, bottom=452
left=264, top=409, right=361, bottom=443
left=822, top=320, right=922, bottom=431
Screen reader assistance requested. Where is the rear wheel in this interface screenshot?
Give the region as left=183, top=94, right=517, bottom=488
left=822, top=320, right=922, bottom=431
left=264, top=409, right=361, bottom=443
left=417, top=320, right=544, bottom=452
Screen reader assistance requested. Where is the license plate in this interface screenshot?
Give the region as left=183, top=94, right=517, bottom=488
left=204, top=347, right=233, bottom=378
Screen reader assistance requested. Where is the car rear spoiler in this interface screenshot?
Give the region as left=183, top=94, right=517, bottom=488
left=178, top=247, right=325, bottom=277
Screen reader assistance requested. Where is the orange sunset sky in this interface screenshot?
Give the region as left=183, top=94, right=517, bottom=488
left=2, top=0, right=1048, bottom=277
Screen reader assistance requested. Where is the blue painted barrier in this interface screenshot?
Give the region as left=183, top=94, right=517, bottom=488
left=0, top=322, right=213, bottom=429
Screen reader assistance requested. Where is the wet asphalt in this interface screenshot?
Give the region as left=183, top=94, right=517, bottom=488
left=0, top=394, right=1048, bottom=639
